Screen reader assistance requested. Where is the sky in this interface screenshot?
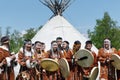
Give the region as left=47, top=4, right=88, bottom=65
left=0, top=0, right=120, bottom=35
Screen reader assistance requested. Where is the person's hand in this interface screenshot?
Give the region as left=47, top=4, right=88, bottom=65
left=0, top=62, right=3, bottom=67
left=75, top=58, right=78, bottom=61
left=2, top=59, right=6, bottom=65
left=99, top=57, right=106, bottom=62
left=37, top=54, right=42, bottom=59
left=43, top=69, right=46, bottom=73
left=21, top=62, right=26, bottom=66
left=26, top=56, right=32, bottom=61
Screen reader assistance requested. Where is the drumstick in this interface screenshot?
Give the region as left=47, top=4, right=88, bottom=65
left=78, top=56, right=88, bottom=60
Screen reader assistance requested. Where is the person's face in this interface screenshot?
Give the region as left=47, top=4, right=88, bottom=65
left=85, top=44, right=92, bottom=50
left=52, top=42, right=58, bottom=51
left=75, top=44, right=81, bottom=51
left=104, top=40, right=110, bottom=49
left=56, top=39, right=62, bottom=45
left=25, top=42, right=32, bottom=51
left=104, top=43, right=109, bottom=49
left=35, top=43, right=42, bottom=52
left=41, top=44, right=45, bottom=50
left=62, top=42, right=68, bottom=49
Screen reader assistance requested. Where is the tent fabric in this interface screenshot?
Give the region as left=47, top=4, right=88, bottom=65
left=32, top=15, right=98, bottom=53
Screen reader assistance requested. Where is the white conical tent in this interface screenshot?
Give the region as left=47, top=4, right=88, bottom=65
left=32, top=15, right=98, bottom=53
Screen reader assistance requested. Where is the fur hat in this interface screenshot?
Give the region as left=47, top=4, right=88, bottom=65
left=1, top=36, right=9, bottom=44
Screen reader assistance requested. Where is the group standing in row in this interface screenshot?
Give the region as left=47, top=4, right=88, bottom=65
left=0, top=36, right=120, bottom=80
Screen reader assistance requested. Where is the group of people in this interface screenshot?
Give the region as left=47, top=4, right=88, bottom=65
left=0, top=36, right=120, bottom=80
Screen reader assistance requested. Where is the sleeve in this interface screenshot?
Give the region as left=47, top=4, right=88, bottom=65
left=113, top=48, right=118, bottom=54
left=118, top=50, right=120, bottom=56
left=66, top=50, right=73, bottom=62
left=5, top=57, right=12, bottom=67
left=60, top=51, right=65, bottom=58
left=0, top=49, right=10, bottom=67
left=0, top=51, right=6, bottom=67
left=97, top=48, right=107, bottom=63
left=92, top=52, right=98, bottom=67
left=34, top=53, right=38, bottom=60
left=18, top=51, right=26, bottom=66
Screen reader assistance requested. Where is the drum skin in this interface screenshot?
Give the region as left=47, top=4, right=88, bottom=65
left=89, top=67, right=99, bottom=80
left=74, top=49, right=94, bottom=67
left=111, top=54, right=120, bottom=70
left=40, top=58, right=59, bottom=72
left=58, top=58, right=70, bottom=78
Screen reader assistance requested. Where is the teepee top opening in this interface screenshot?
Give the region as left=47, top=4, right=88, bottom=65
left=39, top=0, right=74, bottom=16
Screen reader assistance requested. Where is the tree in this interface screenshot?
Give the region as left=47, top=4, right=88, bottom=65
left=23, top=26, right=42, bottom=40
left=10, top=30, right=23, bottom=53
left=1, top=26, right=42, bottom=53
left=23, top=28, right=37, bottom=40
left=88, top=12, right=120, bottom=49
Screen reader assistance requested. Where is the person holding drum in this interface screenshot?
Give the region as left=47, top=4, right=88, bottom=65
left=17, top=39, right=37, bottom=80
left=82, top=40, right=98, bottom=80
left=85, top=40, right=98, bottom=67
left=61, top=40, right=73, bottom=80
left=33, top=41, right=47, bottom=61
left=33, top=41, right=48, bottom=80
left=72, top=40, right=84, bottom=80
left=46, top=40, right=64, bottom=80
left=98, top=38, right=117, bottom=80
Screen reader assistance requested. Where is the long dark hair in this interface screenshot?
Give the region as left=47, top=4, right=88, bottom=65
left=23, top=39, right=32, bottom=56
left=63, top=41, right=70, bottom=52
